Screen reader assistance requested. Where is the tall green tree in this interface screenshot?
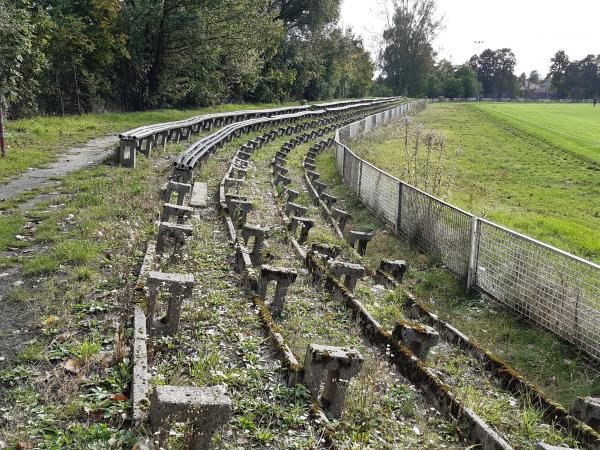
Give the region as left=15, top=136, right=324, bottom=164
left=36, top=0, right=128, bottom=114
left=470, top=48, right=517, bottom=98
left=271, top=0, right=341, bottom=32
left=122, top=0, right=282, bottom=108
left=379, top=0, right=441, bottom=96
left=549, top=50, right=570, bottom=98
left=0, top=0, right=47, bottom=117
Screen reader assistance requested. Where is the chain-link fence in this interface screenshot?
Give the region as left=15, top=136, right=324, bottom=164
left=335, top=100, right=600, bottom=361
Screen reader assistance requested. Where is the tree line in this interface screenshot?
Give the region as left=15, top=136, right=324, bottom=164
left=0, top=0, right=374, bottom=118
left=3, top=0, right=598, bottom=119
left=376, top=0, right=599, bottom=100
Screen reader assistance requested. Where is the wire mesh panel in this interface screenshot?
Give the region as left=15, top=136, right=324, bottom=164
left=348, top=122, right=360, bottom=139
left=399, top=184, right=472, bottom=277
left=335, top=142, right=345, bottom=173
left=343, top=148, right=362, bottom=194
left=334, top=99, right=600, bottom=361
left=476, top=221, right=600, bottom=359
left=359, top=162, right=400, bottom=224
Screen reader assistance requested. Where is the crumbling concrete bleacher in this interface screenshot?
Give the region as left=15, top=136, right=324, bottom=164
left=146, top=271, right=195, bottom=336
left=303, top=344, right=364, bottom=419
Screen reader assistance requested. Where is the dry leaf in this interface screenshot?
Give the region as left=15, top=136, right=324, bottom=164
left=17, top=442, right=35, bottom=449
left=41, top=315, right=60, bottom=327
left=64, top=358, right=80, bottom=374
left=111, top=393, right=127, bottom=401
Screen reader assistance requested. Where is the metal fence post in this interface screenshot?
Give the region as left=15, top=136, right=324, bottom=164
left=396, top=182, right=403, bottom=234
left=466, top=216, right=481, bottom=292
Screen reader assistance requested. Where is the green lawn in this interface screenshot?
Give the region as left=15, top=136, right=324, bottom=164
left=350, top=102, right=600, bottom=263
left=476, top=102, right=600, bottom=164
left=0, top=101, right=301, bottom=183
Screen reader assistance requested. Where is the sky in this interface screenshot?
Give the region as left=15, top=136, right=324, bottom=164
left=340, top=0, right=600, bottom=77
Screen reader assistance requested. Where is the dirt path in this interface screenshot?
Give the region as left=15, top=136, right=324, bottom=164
left=0, top=135, right=118, bottom=363
left=0, top=135, right=119, bottom=205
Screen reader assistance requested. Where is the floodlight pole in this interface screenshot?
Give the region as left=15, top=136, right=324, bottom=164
left=474, top=40, right=484, bottom=101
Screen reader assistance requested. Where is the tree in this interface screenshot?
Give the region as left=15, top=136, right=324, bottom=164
left=0, top=0, right=374, bottom=116
left=271, top=0, right=341, bottom=33
left=549, top=50, right=570, bottom=98
left=470, top=48, right=517, bottom=98
left=455, top=65, right=478, bottom=98
left=122, top=0, right=282, bottom=108
left=519, top=70, right=540, bottom=99
left=0, top=0, right=46, bottom=117
left=252, top=1, right=373, bottom=103
left=379, top=0, right=442, bottom=96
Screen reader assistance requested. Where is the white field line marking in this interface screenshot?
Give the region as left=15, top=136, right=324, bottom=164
left=488, top=107, right=600, bottom=150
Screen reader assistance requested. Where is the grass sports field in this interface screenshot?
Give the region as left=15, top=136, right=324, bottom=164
left=351, top=102, right=600, bottom=263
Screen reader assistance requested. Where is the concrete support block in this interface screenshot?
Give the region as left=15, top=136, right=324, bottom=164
left=150, top=385, right=231, bottom=450
left=223, top=176, right=245, bottom=190
left=332, top=208, right=351, bottom=232
left=233, top=158, right=249, bottom=170
left=313, top=181, right=327, bottom=196
left=329, top=261, right=365, bottom=292
left=242, top=224, right=269, bottom=265
left=257, top=265, right=298, bottom=317
left=572, top=397, right=600, bottom=432
left=284, top=188, right=300, bottom=202
left=321, top=192, right=337, bottom=209
left=535, top=444, right=578, bottom=450
left=162, top=203, right=194, bottom=224
left=303, top=344, right=363, bottom=419
left=146, top=271, right=194, bottom=336
left=288, top=216, right=314, bottom=244
left=380, top=260, right=409, bottom=283
left=237, top=150, right=251, bottom=161
left=172, top=168, right=194, bottom=185
left=118, top=140, right=137, bottom=168
left=307, top=170, right=320, bottom=181
left=227, top=199, right=253, bottom=228
left=273, top=165, right=289, bottom=176
left=157, top=222, right=193, bottom=256
left=311, top=243, right=341, bottom=260
left=284, top=202, right=308, bottom=217
left=165, top=181, right=192, bottom=206
left=347, top=230, right=374, bottom=256
left=231, top=166, right=247, bottom=179
left=392, top=322, right=440, bottom=360
left=274, top=174, right=292, bottom=187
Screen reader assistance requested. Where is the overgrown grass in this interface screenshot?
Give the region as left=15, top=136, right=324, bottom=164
left=244, top=135, right=463, bottom=448
left=316, top=148, right=600, bottom=408
left=0, top=101, right=302, bottom=182
left=0, top=144, right=180, bottom=447
left=0, top=215, right=26, bottom=251
left=349, top=102, right=600, bottom=262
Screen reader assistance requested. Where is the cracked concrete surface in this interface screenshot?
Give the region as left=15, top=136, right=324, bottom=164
left=0, top=135, right=119, bottom=204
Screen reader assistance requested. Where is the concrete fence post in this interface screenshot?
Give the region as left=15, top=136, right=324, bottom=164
left=342, top=146, right=347, bottom=183
left=466, top=216, right=481, bottom=292
left=357, top=159, right=363, bottom=198
left=396, top=182, right=403, bottom=234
